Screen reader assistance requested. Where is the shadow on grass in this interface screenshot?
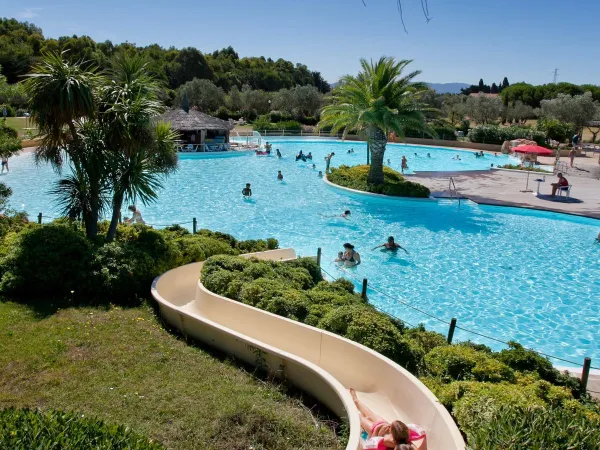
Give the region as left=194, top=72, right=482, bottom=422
left=145, top=299, right=348, bottom=444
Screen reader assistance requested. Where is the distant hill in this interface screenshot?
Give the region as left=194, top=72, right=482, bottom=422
left=426, top=83, right=470, bottom=94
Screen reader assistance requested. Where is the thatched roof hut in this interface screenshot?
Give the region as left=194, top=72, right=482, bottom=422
left=160, top=108, right=234, bottom=132
left=159, top=97, right=234, bottom=151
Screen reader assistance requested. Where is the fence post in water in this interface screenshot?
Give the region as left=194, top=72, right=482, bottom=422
left=192, top=217, right=197, bottom=234
left=447, top=318, right=457, bottom=344
left=581, top=357, right=591, bottom=391
left=37, top=213, right=42, bottom=224
left=361, top=278, right=368, bottom=299
left=316, top=247, right=322, bottom=267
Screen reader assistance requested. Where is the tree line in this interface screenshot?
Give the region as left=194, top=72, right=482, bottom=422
left=0, top=18, right=330, bottom=94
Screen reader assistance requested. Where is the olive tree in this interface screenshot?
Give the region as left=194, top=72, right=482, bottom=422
left=465, top=95, right=504, bottom=125
left=441, top=95, right=466, bottom=126
left=540, top=92, right=599, bottom=133
left=175, top=78, right=225, bottom=113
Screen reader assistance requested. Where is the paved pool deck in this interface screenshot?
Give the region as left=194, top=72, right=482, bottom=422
left=411, top=155, right=600, bottom=220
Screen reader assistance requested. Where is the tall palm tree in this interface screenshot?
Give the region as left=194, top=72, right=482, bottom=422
left=319, top=57, right=432, bottom=185
left=101, top=55, right=179, bottom=242
left=25, top=52, right=105, bottom=237
left=24, top=51, right=99, bottom=163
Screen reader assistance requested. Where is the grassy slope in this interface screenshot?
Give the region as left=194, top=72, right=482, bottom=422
left=3, top=117, right=37, bottom=137
left=0, top=300, right=342, bottom=450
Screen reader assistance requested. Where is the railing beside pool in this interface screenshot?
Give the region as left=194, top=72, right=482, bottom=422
left=28, top=211, right=600, bottom=395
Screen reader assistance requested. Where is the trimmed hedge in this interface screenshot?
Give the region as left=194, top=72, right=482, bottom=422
left=0, top=407, right=163, bottom=449
left=201, top=255, right=600, bottom=449
left=327, top=165, right=431, bottom=198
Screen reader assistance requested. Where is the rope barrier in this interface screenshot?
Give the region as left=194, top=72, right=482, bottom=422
left=320, top=251, right=599, bottom=370
left=320, top=265, right=416, bottom=327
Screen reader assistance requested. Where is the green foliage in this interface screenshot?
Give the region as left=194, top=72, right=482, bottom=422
left=0, top=122, right=23, bottom=157
left=425, top=345, right=515, bottom=383
left=175, top=78, right=225, bottom=113
left=251, top=115, right=302, bottom=131
left=500, top=164, right=551, bottom=173
left=460, top=403, right=600, bottom=449
left=468, top=125, right=546, bottom=145
left=501, top=81, right=600, bottom=108
left=0, top=224, right=92, bottom=296
left=328, top=165, right=431, bottom=198
left=0, top=407, right=164, bottom=449
left=536, top=117, right=576, bottom=143
left=0, top=223, right=275, bottom=303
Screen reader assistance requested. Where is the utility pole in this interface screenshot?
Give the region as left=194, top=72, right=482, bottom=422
left=552, top=68, right=559, bottom=84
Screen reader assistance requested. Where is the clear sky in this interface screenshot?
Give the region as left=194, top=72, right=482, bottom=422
left=3, top=0, right=599, bottom=86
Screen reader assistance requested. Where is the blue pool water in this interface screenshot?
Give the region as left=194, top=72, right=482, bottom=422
left=4, top=139, right=600, bottom=365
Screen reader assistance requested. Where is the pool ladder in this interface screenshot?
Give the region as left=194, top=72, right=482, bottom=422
left=449, top=177, right=461, bottom=209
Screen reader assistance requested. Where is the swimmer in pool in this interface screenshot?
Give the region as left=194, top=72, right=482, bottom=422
left=276, top=149, right=282, bottom=158
left=372, top=236, right=408, bottom=254
left=387, top=159, right=391, bottom=165
left=335, top=251, right=344, bottom=262
left=427, top=153, right=431, bottom=158
left=312, top=164, right=316, bottom=169
left=318, top=171, right=323, bottom=177
left=242, top=183, right=252, bottom=197
left=277, top=171, right=283, bottom=181
left=320, top=210, right=351, bottom=220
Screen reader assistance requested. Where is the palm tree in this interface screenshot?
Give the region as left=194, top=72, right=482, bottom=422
left=101, top=55, right=179, bottom=242
left=24, top=51, right=99, bottom=162
left=319, top=57, right=431, bottom=185
left=25, top=52, right=104, bottom=237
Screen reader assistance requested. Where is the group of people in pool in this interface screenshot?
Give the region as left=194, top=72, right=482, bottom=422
left=333, top=235, right=408, bottom=268
left=295, top=150, right=313, bottom=162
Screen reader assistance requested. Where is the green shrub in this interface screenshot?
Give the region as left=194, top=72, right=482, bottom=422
left=215, top=105, right=230, bottom=120
left=500, top=163, right=551, bottom=173
left=425, top=345, right=515, bottom=383
left=0, top=225, right=92, bottom=297
left=404, top=325, right=447, bottom=353
left=467, top=125, right=546, bottom=145
left=285, top=257, right=323, bottom=284
left=328, top=165, right=430, bottom=198
left=202, top=268, right=245, bottom=300
left=318, top=304, right=422, bottom=373
left=269, top=111, right=293, bottom=122
left=0, top=407, right=163, bottom=449
left=536, top=117, right=576, bottom=143
left=461, top=403, right=600, bottom=450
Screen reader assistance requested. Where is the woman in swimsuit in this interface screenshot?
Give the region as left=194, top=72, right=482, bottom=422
left=350, top=388, right=414, bottom=449
left=277, top=170, right=283, bottom=181
left=343, top=243, right=361, bottom=266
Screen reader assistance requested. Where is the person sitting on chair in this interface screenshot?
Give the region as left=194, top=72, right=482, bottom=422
left=551, top=173, right=568, bottom=196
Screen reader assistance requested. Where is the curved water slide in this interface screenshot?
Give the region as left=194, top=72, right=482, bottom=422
left=151, top=249, right=465, bottom=450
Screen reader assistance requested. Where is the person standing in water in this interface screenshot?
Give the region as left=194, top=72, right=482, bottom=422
left=276, top=149, right=282, bottom=158
left=372, top=236, right=408, bottom=254
left=325, top=152, right=335, bottom=174
left=242, top=183, right=252, bottom=197
left=401, top=156, right=408, bottom=174
left=277, top=171, right=283, bottom=181
left=1, top=157, right=8, bottom=173
left=124, top=205, right=144, bottom=224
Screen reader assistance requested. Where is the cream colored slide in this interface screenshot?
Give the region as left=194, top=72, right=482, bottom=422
left=151, top=249, right=465, bottom=450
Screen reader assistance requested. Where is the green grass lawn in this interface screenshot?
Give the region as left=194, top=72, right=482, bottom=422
left=2, top=117, right=37, bottom=137
left=0, top=300, right=343, bottom=450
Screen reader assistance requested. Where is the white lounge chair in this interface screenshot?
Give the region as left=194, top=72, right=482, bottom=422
left=558, top=185, right=572, bottom=199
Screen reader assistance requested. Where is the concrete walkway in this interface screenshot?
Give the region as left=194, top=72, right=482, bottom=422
left=412, top=155, right=600, bottom=219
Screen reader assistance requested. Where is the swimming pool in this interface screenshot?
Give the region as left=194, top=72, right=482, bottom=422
left=234, top=138, right=521, bottom=174
left=4, top=139, right=600, bottom=366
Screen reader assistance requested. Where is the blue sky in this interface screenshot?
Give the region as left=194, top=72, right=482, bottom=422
left=3, top=0, right=599, bottom=86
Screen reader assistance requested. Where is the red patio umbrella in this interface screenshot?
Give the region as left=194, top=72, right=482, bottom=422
left=513, top=145, right=553, bottom=156
left=512, top=145, right=553, bottom=192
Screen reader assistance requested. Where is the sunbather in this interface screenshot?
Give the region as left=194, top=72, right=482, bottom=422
left=350, top=388, right=414, bottom=449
